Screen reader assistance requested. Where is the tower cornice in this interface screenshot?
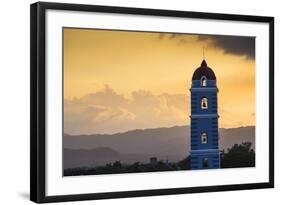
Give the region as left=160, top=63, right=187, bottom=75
left=190, top=88, right=218, bottom=92
left=190, top=114, right=219, bottom=118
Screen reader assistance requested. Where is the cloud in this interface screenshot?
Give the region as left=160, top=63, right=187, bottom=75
left=158, top=33, right=255, bottom=59
left=64, top=85, right=189, bottom=135
left=79, top=84, right=128, bottom=107
left=197, top=35, right=255, bottom=59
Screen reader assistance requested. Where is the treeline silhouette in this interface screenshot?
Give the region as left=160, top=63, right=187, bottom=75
left=64, top=142, right=255, bottom=176
left=221, top=142, right=255, bottom=168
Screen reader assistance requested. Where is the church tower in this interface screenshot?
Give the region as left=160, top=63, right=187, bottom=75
left=190, top=59, right=220, bottom=169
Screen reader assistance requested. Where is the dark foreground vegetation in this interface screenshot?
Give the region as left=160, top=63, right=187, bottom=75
left=64, top=142, right=255, bottom=176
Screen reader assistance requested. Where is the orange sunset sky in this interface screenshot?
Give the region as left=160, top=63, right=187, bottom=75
left=63, top=28, right=255, bottom=135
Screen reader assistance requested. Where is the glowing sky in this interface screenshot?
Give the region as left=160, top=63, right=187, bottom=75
left=63, top=28, right=255, bottom=134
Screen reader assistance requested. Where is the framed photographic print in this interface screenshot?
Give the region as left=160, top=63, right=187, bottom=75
left=30, top=2, right=274, bottom=203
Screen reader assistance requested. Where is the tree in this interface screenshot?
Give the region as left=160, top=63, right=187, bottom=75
left=113, top=161, right=122, bottom=168
left=177, top=156, right=190, bottom=170
left=221, top=141, right=255, bottom=168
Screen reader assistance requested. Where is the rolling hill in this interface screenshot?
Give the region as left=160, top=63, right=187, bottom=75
left=64, top=125, right=255, bottom=169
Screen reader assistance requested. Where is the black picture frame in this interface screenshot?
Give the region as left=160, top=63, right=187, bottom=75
left=30, top=2, right=274, bottom=203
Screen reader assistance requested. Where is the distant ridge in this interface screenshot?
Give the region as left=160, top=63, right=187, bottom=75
left=64, top=125, right=255, bottom=168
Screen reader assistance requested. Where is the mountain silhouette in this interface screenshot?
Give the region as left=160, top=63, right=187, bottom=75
left=64, top=125, right=255, bottom=169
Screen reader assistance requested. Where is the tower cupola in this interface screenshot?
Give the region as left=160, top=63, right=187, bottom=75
left=192, top=60, right=216, bottom=80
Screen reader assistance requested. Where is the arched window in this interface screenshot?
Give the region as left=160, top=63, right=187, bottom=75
left=201, top=132, right=208, bottom=144
left=201, top=76, right=207, bottom=87
left=201, top=97, right=208, bottom=109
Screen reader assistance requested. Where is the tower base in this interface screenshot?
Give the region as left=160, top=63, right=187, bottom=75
left=190, top=149, right=220, bottom=170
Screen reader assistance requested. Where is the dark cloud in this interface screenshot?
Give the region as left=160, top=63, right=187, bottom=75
left=158, top=33, right=255, bottom=59
left=198, top=35, right=255, bottom=59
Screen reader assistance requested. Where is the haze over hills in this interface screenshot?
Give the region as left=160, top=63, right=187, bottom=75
left=64, top=125, right=255, bottom=169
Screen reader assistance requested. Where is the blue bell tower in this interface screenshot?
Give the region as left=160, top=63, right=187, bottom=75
left=190, top=59, right=220, bottom=169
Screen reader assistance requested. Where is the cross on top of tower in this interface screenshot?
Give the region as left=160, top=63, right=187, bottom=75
left=203, top=47, right=205, bottom=59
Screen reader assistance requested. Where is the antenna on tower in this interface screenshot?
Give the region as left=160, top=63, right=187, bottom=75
left=203, top=47, right=205, bottom=59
